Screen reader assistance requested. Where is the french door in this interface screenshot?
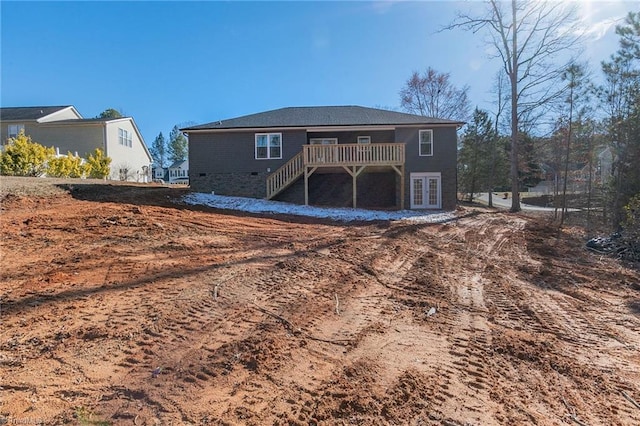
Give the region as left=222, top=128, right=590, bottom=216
left=410, top=173, right=441, bottom=209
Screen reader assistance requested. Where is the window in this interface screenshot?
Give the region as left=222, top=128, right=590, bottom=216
left=118, top=128, right=132, bottom=147
left=8, top=124, right=24, bottom=139
left=255, top=133, right=282, bottom=159
left=419, top=130, right=433, bottom=156
left=357, top=136, right=371, bottom=144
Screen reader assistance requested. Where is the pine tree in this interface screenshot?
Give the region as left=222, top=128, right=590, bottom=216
left=168, top=126, right=188, bottom=163
left=151, top=132, right=167, bottom=167
left=458, top=108, right=500, bottom=202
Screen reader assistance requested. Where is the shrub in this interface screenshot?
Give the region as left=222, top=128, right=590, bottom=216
left=0, top=130, right=55, bottom=176
left=85, top=148, right=111, bottom=179
left=47, top=153, right=86, bottom=178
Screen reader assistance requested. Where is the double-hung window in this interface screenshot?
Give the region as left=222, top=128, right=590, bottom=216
left=255, top=133, right=282, bottom=159
left=419, top=129, right=433, bottom=156
left=119, top=128, right=132, bottom=147
left=8, top=124, right=24, bottom=139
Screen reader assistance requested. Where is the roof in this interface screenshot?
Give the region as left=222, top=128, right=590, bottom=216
left=40, top=117, right=131, bottom=125
left=182, top=106, right=464, bottom=131
left=0, top=106, right=73, bottom=121
left=168, top=160, right=188, bottom=169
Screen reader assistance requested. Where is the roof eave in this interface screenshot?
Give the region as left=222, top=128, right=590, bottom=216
left=182, top=122, right=461, bottom=134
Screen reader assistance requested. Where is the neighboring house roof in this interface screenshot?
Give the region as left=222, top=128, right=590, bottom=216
left=0, top=106, right=79, bottom=122
left=182, top=106, right=464, bottom=131
left=39, top=117, right=123, bottom=124
left=168, top=160, right=188, bottom=169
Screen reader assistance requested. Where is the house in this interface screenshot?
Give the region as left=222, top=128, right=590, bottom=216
left=167, top=159, right=189, bottom=184
left=0, top=105, right=153, bottom=182
left=181, top=106, right=463, bottom=210
left=151, top=163, right=167, bottom=182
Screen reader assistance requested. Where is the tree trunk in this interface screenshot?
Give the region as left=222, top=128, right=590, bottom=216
left=509, top=0, right=521, bottom=212
left=560, top=82, right=575, bottom=227
left=586, top=134, right=594, bottom=236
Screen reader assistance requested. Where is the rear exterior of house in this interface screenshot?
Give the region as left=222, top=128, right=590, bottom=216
left=182, top=106, right=462, bottom=210
left=1, top=106, right=153, bottom=182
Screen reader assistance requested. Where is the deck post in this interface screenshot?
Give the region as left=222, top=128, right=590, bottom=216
left=400, top=166, right=405, bottom=210
left=304, top=166, right=309, bottom=206
left=352, top=166, right=357, bottom=209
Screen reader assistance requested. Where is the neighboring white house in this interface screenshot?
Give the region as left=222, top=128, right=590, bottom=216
left=168, top=159, right=189, bottom=184
left=151, top=163, right=167, bottom=182
left=0, top=105, right=153, bottom=182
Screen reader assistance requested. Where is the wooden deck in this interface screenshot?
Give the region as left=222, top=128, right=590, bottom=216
left=267, top=143, right=406, bottom=209
left=303, top=143, right=405, bottom=167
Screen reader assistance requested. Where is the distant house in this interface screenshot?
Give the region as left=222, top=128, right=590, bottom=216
left=151, top=163, right=167, bottom=182
left=0, top=105, right=153, bottom=182
left=168, top=159, right=189, bottom=184
left=181, top=106, right=463, bottom=210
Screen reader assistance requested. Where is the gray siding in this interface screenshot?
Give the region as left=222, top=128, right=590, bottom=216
left=189, top=130, right=307, bottom=196
left=189, top=125, right=459, bottom=210
left=307, top=130, right=395, bottom=144
left=396, top=126, right=458, bottom=210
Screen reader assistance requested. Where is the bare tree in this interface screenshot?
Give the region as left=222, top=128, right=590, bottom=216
left=447, top=0, right=582, bottom=212
left=488, top=71, right=510, bottom=207
left=399, top=68, right=471, bottom=121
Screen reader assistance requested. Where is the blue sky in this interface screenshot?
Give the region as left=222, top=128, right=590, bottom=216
left=1, top=1, right=635, bottom=146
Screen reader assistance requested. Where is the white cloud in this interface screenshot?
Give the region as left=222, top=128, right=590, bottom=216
left=583, top=16, right=623, bottom=41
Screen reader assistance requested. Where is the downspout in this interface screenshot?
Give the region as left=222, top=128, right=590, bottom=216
left=103, top=123, right=109, bottom=180
left=102, top=123, right=108, bottom=157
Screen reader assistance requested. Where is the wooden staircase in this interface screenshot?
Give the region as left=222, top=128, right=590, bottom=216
left=266, top=143, right=406, bottom=206
left=266, top=151, right=304, bottom=199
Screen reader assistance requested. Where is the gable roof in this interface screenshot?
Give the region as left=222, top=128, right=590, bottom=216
left=182, top=106, right=464, bottom=131
left=40, top=117, right=131, bottom=125
left=168, top=160, right=188, bottom=169
left=0, top=106, right=75, bottom=121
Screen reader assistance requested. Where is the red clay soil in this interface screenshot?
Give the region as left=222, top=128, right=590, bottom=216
left=1, top=177, right=639, bottom=425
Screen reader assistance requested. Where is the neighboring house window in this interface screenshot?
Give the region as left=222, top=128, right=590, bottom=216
left=118, top=128, right=132, bottom=147
left=8, top=124, right=24, bottom=139
left=419, top=130, right=433, bottom=156
left=255, top=133, right=282, bottom=159
left=357, top=136, right=371, bottom=144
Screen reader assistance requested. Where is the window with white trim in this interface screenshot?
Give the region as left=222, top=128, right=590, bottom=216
left=8, top=124, right=25, bottom=139
left=118, top=128, right=133, bottom=147
left=357, top=136, right=371, bottom=144
left=255, top=133, right=282, bottom=159
left=419, top=129, right=433, bottom=156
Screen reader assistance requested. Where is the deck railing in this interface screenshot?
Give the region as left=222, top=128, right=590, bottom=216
left=303, top=143, right=405, bottom=167
left=266, top=143, right=405, bottom=199
left=266, top=151, right=304, bottom=199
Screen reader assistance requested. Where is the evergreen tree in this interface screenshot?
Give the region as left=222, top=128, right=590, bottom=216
left=458, top=108, right=499, bottom=202
left=96, top=108, right=123, bottom=119
left=150, top=132, right=167, bottom=167
left=168, top=125, right=188, bottom=163
left=597, top=11, right=640, bottom=229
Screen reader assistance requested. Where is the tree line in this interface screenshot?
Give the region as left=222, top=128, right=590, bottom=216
left=398, top=2, right=639, bottom=236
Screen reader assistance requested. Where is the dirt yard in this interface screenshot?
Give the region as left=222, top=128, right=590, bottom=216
left=1, top=177, right=639, bottom=425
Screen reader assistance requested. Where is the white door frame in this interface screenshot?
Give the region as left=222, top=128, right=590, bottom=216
left=410, top=172, right=441, bottom=209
